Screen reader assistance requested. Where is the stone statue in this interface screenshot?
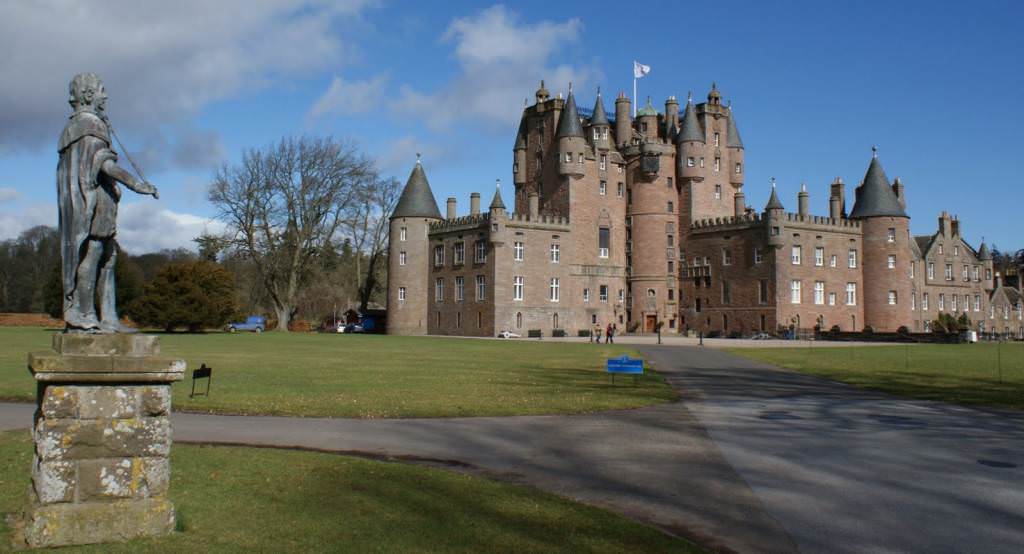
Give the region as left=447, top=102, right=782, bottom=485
left=57, top=73, right=159, bottom=333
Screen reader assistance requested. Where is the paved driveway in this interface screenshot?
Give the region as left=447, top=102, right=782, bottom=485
left=2, top=345, right=1021, bottom=553
left=639, top=346, right=1024, bottom=554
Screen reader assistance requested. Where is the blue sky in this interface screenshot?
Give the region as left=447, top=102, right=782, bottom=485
left=1, top=0, right=1021, bottom=253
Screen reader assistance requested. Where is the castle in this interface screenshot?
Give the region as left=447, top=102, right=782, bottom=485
left=386, top=82, right=1024, bottom=339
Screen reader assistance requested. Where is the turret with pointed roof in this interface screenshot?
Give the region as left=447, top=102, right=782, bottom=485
left=557, top=86, right=586, bottom=177
left=848, top=147, right=908, bottom=219
left=764, top=179, right=784, bottom=212
left=391, top=156, right=442, bottom=220
left=555, top=88, right=584, bottom=138
left=489, top=180, right=506, bottom=211
left=677, top=93, right=705, bottom=143
left=978, top=241, right=992, bottom=261
left=726, top=105, right=744, bottom=149
left=590, top=91, right=609, bottom=126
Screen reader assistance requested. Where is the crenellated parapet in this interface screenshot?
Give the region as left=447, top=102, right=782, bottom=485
left=508, top=212, right=571, bottom=229
left=428, top=213, right=491, bottom=234
left=690, top=211, right=862, bottom=234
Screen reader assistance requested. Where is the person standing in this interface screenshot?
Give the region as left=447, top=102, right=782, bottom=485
left=606, top=323, right=613, bottom=344
left=594, top=323, right=602, bottom=344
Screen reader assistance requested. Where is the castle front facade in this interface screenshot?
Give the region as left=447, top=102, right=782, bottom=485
left=386, top=82, right=1023, bottom=339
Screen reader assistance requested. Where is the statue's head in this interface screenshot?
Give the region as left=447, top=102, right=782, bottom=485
left=68, top=73, right=107, bottom=115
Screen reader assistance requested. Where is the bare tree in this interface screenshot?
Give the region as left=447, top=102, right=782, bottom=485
left=209, top=136, right=371, bottom=331
left=342, top=176, right=400, bottom=311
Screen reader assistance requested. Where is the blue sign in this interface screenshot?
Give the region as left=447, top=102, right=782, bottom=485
left=606, top=355, right=643, bottom=374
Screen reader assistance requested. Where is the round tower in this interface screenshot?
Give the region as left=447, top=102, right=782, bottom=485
left=848, top=148, right=912, bottom=332
left=676, top=92, right=705, bottom=181
left=764, top=178, right=786, bottom=249
left=589, top=89, right=612, bottom=152
left=726, top=103, right=744, bottom=188
left=614, top=92, right=632, bottom=147
left=387, top=157, right=442, bottom=335
left=636, top=97, right=658, bottom=141
left=556, top=87, right=586, bottom=177
left=513, top=117, right=527, bottom=187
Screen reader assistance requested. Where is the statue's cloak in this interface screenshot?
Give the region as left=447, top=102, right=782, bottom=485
left=56, top=111, right=118, bottom=309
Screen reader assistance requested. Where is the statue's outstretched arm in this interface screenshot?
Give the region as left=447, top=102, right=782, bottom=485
left=100, top=159, right=159, bottom=199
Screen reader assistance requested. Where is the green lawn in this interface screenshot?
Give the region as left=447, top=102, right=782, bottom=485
left=729, top=342, right=1024, bottom=410
left=0, top=327, right=676, bottom=418
left=0, top=431, right=699, bottom=553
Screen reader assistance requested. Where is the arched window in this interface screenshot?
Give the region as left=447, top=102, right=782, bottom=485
left=647, top=289, right=656, bottom=297
left=553, top=313, right=559, bottom=329
left=516, top=312, right=522, bottom=329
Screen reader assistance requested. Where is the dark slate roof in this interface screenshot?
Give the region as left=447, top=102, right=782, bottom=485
left=764, top=184, right=784, bottom=211
left=391, top=161, right=442, bottom=219
left=677, top=100, right=704, bottom=143
left=590, top=94, right=609, bottom=126
left=555, top=91, right=584, bottom=138
left=848, top=156, right=908, bottom=219
left=914, top=235, right=932, bottom=257
left=489, top=183, right=506, bottom=210
left=1006, top=287, right=1023, bottom=305
left=513, top=118, right=526, bottom=150
left=977, top=242, right=992, bottom=260
left=726, top=107, right=744, bottom=148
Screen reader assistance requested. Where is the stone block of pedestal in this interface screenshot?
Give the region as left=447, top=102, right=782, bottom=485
left=20, top=333, right=184, bottom=548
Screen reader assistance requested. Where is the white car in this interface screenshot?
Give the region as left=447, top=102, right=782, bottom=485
left=497, top=330, right=521, bottom=339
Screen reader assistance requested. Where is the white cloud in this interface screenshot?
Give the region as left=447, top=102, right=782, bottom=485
left=395, top=5, right=594, bottom=131
left=0, top=188, right=20, bottom=203
left=0, top=1, right=375, bottom=158
left=377, top=136, right=448, bottom=175
left=113, top=202, right=225, bottom=255
left=308, top=75, right=389, bottom=120
left=0, top=202, right=55, bottom=240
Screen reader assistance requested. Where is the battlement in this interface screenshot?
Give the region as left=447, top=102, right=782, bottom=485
left=429, top=213, right=490, bottom=234
left=781, top=212, right=862, bottom=231
left=690, top=211, right=863, bottom=233
left=509, top=212, right=571, bottom=229
left=691, top=212, right=764, bottom=231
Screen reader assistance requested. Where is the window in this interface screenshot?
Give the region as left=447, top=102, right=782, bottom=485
left=910, top=261, right=915, bottom=278
left=618, top=289, right=624, bottom=303
left=400, top=227, right=407, bottom=241
left=828, top=292, right=837, bottom=306
left=549, top=278, right=560, bottom=302
left=938, top=244, right=943, bottom=254
left=962, top=265, right=969, bottom=281
left=598, top=227, right=610, bottom=258
left=599, top=181, right=607, bottom=195
left=600, top=154, right=607, bottom=170
left=513, top=276, right=524, bottom=300
left=927, top=262, right=935, bottom=279
left=848, top=249, right=858, bottom=268
left=550, top=243, right=560, bottom=263
left=792, top=245, right=802, bottom=265
left=617, top=164, right=623, bottom=173
left=714, top=184, right=721, bottom=200
left=888, top=291, right=898, bottom=305
left=398, top=287, right=406, bottom=302
left=600, top=285, right=609, bottom=302
left=922, top=293, right=930, bottom=310
left=911, top=293, right=916, bottom=310
left=435, top=278, right=444, bottom=302
left=815, top=247, right=824, bottom=267
left=399, top=251, right=407, bottom=266
left=434, top=245, right=445, bottom=266
left=583, top=288, right=590, bottom=303
left=944, top=264, right=953, bottom=281
left=722, top=281, right=731, bottom=304
left=668, top=289, right=675, bottom=301
left=516, top=312, right=523, bottom=328
left=687, top=157, right=695, bottom=167
left=830, top=254, right=837, bottom=268
left=456, top=312, right=461, bottom=328
left=476, top=275, right=486, bottom=300
left=791, top=280, right=801, bottom=304
left=887, top=228, right=896, bottom=242
left=951, top=295, right=958, bottom=311
left=973, top=266, right=979, bottom=281
left=986, top=268, right=992, bottom=280
left=513, top=162, right=519, bottom=174
left=667, top=234, right=675, bottom=247
left=754, top=248, right=763, bottom=264
left=974, top=295, right=981, bottom=312
left=514, top=241, right=524, bottom=261
left=846, top=283, right=857, bottom=305
left=617, top=182, right=624, bottom=197
left=887, top=255, right=896, bottom=269
left=474, top=241, right=487, bottom=263
left=714, top=157, right=721, bottom=172
left=815, top=282, right=825, bottom=305
left=564, top=152, right=572, bottom=163
left=714, top=132, right=720, bottom=147
left=668, top=260, right=674, bottom=273
left=759, top=280, right=769, bottom=304
left=453, top=242, right=465, bottom=264
left=455, top=276, right=465, bottom=302
left=954, top=245, right=959, bottom=256
left=667, top=201, right=674, bottom=213
left=938, top=294, right=945, bottom=311
left=722, top=248, right=732, bottom=265
left=578, top=153, right=584, bottom=164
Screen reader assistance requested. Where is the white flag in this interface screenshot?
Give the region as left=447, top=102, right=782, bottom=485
left=633, top=61, right=651, bottom=79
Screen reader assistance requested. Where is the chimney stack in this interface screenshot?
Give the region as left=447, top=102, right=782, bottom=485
left=829, top=177, right=845, bottom=217
left=798, top=183, right=809, bottom=218
left=951, top=216, right=960, bottom=237
left=830, top=194, right=841, bottom=220
left=528, top=192, right=539, bottom=220
left=470, top=193, right=480, bottom=216
left=446, top=197, right=456, bottom=220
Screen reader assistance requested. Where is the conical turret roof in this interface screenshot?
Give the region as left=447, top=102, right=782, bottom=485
left=556, top=90, right=584, bottom=138
left=677, top=96, right=705, bottom=143
left=764, top=182, right=784, bottom=211
left=726, top=106, right=744, bottom=148
left=391, top=159, right=442, bottom=220
left=977, top=241, right=992, bottom=261
left=489, top=181, right=506, bottom=210
left=513, top=117, right=526, bottom=150
left=590, top=93, right=609, bottom=126
left=848, top=151, right=907, bottom=219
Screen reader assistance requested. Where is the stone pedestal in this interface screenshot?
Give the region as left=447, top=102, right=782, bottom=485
left=21, top=334, right=185, bottom=548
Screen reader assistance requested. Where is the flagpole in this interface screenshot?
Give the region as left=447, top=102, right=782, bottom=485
left=633, top=77, right=637, bottom=118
